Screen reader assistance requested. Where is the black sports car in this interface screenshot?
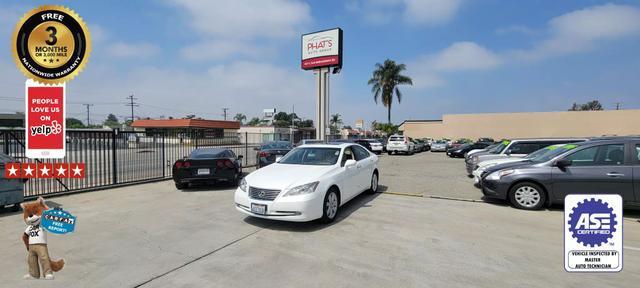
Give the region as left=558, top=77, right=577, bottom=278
left=173, top=148, right=243, bottom=189
left=255, top=141, right=293, bottom=168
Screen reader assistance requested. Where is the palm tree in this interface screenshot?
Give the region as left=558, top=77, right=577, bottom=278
left=329, top=113, right=343, bottom=134
left=233, top=113, right=247, bottom=124
left=368, top=59, right=413, bottom=123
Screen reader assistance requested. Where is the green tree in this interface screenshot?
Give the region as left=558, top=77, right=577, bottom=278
left=247, top=117, right=262, bottom=126
left=368, top=59, right=413, bottom=123
left=103, top=114, right=120, bottom=128
left=233, top=113, right=247, bottom=124
left=329, top=113, right=343, bottom=134
left=66, top=118, right=85, bottom=128
left=298, top=119, right=313, bottom=128
left=373, top=122, right=398, bottom=135
left=569, top=100, right=604, bottom=111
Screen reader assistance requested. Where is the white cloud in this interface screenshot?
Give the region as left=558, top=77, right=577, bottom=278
left=495, top=25, right=536, bottom=36
left=106, top=42, right=160, bottom=59
left=403, top=0, right=462, bottom=25
left=168, top=0, right=311, bottom=39
left=514, top=4, right=640, bottom=60
left=180, top=40, right=276, bottom=61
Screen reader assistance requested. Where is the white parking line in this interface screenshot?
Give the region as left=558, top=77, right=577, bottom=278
left=624, top=246, right=640, bottom=252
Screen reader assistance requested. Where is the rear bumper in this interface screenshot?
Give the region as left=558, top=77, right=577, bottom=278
left=386, top=145, right=410, bottom=152
left=174, top=170, right=237, bottom=183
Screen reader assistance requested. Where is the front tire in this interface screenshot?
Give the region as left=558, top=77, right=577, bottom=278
left=319, top=188, right=340, bottom=223
left=508, top=182, right=546, bottom=210
left=367, top=172, right=379, bottom=194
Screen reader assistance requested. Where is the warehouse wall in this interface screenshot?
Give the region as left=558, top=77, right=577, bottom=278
left=400, top=110, right=640, bottom=140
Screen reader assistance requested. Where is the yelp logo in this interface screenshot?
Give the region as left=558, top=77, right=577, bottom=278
left=30, top=120, right=62, bottom=136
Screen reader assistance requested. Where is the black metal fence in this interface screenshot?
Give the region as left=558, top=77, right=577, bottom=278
left=1, top=128, right=330, bottom=199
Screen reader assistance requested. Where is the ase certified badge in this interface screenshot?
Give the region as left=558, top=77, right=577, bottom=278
left=12, top=5, right=91, bottom=84
left=564, top=194, right=622, bottom=272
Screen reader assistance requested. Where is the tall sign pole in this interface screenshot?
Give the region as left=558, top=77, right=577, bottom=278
left=301, top=28, right=343, bottom=141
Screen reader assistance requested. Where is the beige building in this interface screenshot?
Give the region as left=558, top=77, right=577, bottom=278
left=399, top=109, right=640, bottom=140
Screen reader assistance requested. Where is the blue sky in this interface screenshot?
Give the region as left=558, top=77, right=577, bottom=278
left=1, top=0, right=639, bottom=127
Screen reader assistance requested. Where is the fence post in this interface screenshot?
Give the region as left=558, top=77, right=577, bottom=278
left=112, top=129, right=118, bottom=184
left=3, top=131, right=8, bottom=155
left=162, top=132, right=166, bottom=178
left=244, top=132, right=248, bottom=166
left=194, top=129, right=198, bottom=149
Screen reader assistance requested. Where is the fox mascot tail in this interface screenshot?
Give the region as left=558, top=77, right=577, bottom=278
left=51, top=259, right=65, bottom=272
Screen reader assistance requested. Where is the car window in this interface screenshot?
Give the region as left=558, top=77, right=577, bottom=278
left=341, top=147, right=355, bottom=166
left=228, top=151, right=236, bottom=158
left=564, top=144, right=625, bottom=166
left=278, top=148, right=340, bottom=165
left=507, top=142, right=540, bottom=155
left=636, top=144, right=640, bottom=162
left=352, top=145, right=370, bottom=161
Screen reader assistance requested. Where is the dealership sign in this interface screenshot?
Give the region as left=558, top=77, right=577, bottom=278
left=301, top=28, right=342, bottom=70
left=565, top=194, right=622, bottom=272
left=25, top=79, right=66, bottom=159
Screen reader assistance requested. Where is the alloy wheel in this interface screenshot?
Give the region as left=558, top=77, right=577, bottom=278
left=326, top=192, right=338, bottom=219
left=514, top=186, right=541, bottom=208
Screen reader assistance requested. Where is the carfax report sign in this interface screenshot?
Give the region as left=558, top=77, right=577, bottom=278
left=565, top=194, right=623, bottom=272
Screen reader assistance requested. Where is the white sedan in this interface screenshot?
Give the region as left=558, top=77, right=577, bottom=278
left=235, top=143, right=379, bottom=223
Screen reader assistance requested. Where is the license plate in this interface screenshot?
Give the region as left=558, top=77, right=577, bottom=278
left=251, top=203, right=267, bottom=215
left=197, top=168, right=210, bottom=175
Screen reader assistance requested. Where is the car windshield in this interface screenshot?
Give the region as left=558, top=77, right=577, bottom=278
left=528, top=144, right=581, bottom=163
left=189, top=149, right=225, bottom=159
left=278, top=147, right=340, bottom=166
left=489, top=142, right=508, bottom=154
left=261, top=142, right=292, bottom=150
left=458, top=143, right=471, bottom=149
left=435, top=140, right=446, bottom=144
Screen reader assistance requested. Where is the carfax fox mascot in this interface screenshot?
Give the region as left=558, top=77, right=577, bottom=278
left=21, top=197, right=65, bottom=280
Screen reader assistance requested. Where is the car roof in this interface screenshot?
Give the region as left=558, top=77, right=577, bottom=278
left=299, top=143, right=353, bottom=148
left=507, top=138, right=588, bottom=142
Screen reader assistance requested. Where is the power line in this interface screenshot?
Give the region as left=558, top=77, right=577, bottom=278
left=125, top=94, right=139, bottom=122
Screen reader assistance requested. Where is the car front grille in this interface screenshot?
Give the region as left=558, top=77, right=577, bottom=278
left=249, top=187, right=281, bottom=201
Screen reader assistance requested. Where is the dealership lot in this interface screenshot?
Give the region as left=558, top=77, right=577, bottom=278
left=0, top=152, right=638, bottom=287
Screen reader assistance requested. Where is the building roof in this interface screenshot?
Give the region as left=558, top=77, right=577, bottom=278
left=131, top=119, right=240, bottom=129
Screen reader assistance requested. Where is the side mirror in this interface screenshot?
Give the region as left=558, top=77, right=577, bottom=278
left=344, top=159, right=357, bottom=168
left=237, top=155, right=243, bottom=160
left=505, top=149, right=512, bottom=155
left=555, top=159, right=572, bottom=168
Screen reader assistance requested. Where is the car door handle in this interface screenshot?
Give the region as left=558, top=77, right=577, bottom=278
left=606, top=172, right=624, bottom=177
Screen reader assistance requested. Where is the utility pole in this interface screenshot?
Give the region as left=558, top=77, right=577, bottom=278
left=126, top=94, right=139, bottom=123
left=82, top=104, right=93, bottom=126
left=222, top=108, right=229, bottom=121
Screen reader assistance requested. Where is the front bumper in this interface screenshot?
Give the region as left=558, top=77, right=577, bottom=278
left=480, top=178, right=509, bottom=200
left=465, top=162, right=477, bottom=175
left=431, top=146, right=447, bottom=152
left=234, top=187, right=324, bottom=222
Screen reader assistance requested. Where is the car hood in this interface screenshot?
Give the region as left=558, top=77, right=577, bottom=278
left=245, top=163, right=336, bottom=190
left=478, top=157, right=526, bottom=168
left=483, top=161, right=535, bottom=176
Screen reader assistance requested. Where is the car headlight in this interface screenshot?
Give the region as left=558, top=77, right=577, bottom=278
left=239, top=178, right=247, bottom=192
left=471, top=156, right=478, bottom=164
left=486, top=169, right=515, bottom=181
left=284, top=181, right=319, bottom=197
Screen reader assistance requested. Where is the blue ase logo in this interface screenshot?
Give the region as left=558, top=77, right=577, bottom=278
left=41, top=208, right=77, bottom=234
left=567, top=198, right=617, bottom=247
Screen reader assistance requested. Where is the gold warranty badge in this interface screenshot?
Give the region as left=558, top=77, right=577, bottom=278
left=12, top=5, right=91, bottom=84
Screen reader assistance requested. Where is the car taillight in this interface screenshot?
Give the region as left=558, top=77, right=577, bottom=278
left=216, top=160, right=224, bottom=168
left=175, top=161, right=183, bottom=168
left=259, top=151, right=270, bottom=157
left=183, top=161, right=191, bottom=168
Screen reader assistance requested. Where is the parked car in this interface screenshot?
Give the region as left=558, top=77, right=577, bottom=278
left=256, top=141, right=293, bottom=169
left=447, top=138, right=472, bottom=150
left=386, top=134, right=415, bottom=155
left=466, top=143, right=498, bottom=158
left=0, top=153, right=23, bottom=211
left=234, top=143, right=379, bottom=223
left=480, top=138, right=640, bottom=210
left=447, top=142, right=492, bottom=158
left=465, top=138, right=586, bottom=176
left=477, top=138, right=494, bottom=143
left=173, top=148, right=243, bottom=189
left=430, top=140, right=448, bottom=152
left=411, top=138, right=425, bottom=153
left=296, top=139, right=324, bottom=146
left=414, top=139, right=429, bottom=151
left=354, top=139, right=384, bottom=154
left=472, top=144, right=566, bottom=186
